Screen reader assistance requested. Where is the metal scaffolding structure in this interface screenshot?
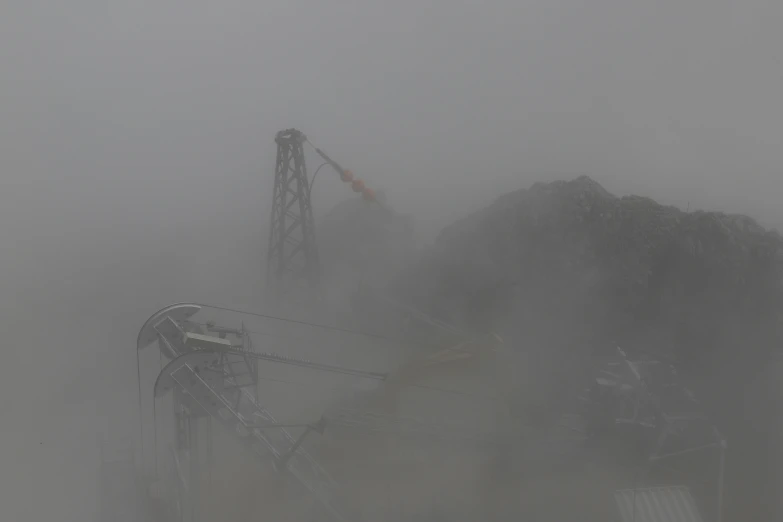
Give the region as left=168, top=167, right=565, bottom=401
left=582, top=347, right=726, bottom=522
left=267, top=129, right=320, bottom=296
left=135, top=302, right=515, bottom=522
left=138, top=304, right=372, bottom=521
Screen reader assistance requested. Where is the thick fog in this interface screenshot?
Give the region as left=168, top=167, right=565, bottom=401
left=2, top=1, right=783, bottom=520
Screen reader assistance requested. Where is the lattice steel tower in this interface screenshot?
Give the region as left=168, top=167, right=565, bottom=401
left=266, top=129, right=320, bottom=295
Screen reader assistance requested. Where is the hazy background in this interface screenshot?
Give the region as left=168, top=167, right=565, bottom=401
left=1, top=1, right=783, bottom=520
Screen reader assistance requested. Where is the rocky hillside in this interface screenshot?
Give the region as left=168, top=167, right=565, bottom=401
left=388, top=175, right=783, bottom=520
left=393, top=176, right=782, bottom=362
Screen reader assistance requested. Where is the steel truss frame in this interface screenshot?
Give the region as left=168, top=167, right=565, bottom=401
left=266, top=128, right=320, bottom=296
left=583, top=346, right=726, bottom=522
left=137, top=301, right=607, bottom=522
left=137, top=302, right=520, bottom=522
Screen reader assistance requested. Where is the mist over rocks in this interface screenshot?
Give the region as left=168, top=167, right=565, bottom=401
left=391, top=175, right=783, bottom=364
left=284, top=176, right=783, bottom=519
left=386, top=175, right=783, bottom=519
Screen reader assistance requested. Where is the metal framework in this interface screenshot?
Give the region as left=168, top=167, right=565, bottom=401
left=134, top=302, right=727, bottom=522
left=582, top=347, right=726, bottom=522
left=136, top=301, right=518, bottom=522
left=267, top=129, right=320, bottom=296
left=138, top=304, right=373, bottom=522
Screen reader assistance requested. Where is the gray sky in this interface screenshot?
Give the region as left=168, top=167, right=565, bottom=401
left=2, top=1, right=783, bottom=520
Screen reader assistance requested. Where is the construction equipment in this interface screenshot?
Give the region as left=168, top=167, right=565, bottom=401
left=138, top=304, right=392, bottom=521
left=266, top=129, right=383, bottom=297
left=582, top=347, right=726, bottom=522
left=136, top=300, right=511, bottom=522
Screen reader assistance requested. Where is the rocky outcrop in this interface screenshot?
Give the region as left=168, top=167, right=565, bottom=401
left=388, top=175, right=783, bottom=520
left=392, top=176, right=783, bottom=366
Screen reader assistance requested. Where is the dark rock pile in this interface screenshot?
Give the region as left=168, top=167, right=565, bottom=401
left=392, top=176, right=782, bottom=366
left=389, top=175, right=783, bottom=520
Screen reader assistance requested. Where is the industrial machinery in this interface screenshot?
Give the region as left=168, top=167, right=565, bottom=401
left=129, top=129, right=515, bottom=522
left=136, top=302, right=513, bottom=522
left=266, top=129, right=384, bottom=298
left=125, top=129, right=727, bottom=522
left=137, top=304, right=380, bottom=521
left=582, top=347, right=726, bottom=522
